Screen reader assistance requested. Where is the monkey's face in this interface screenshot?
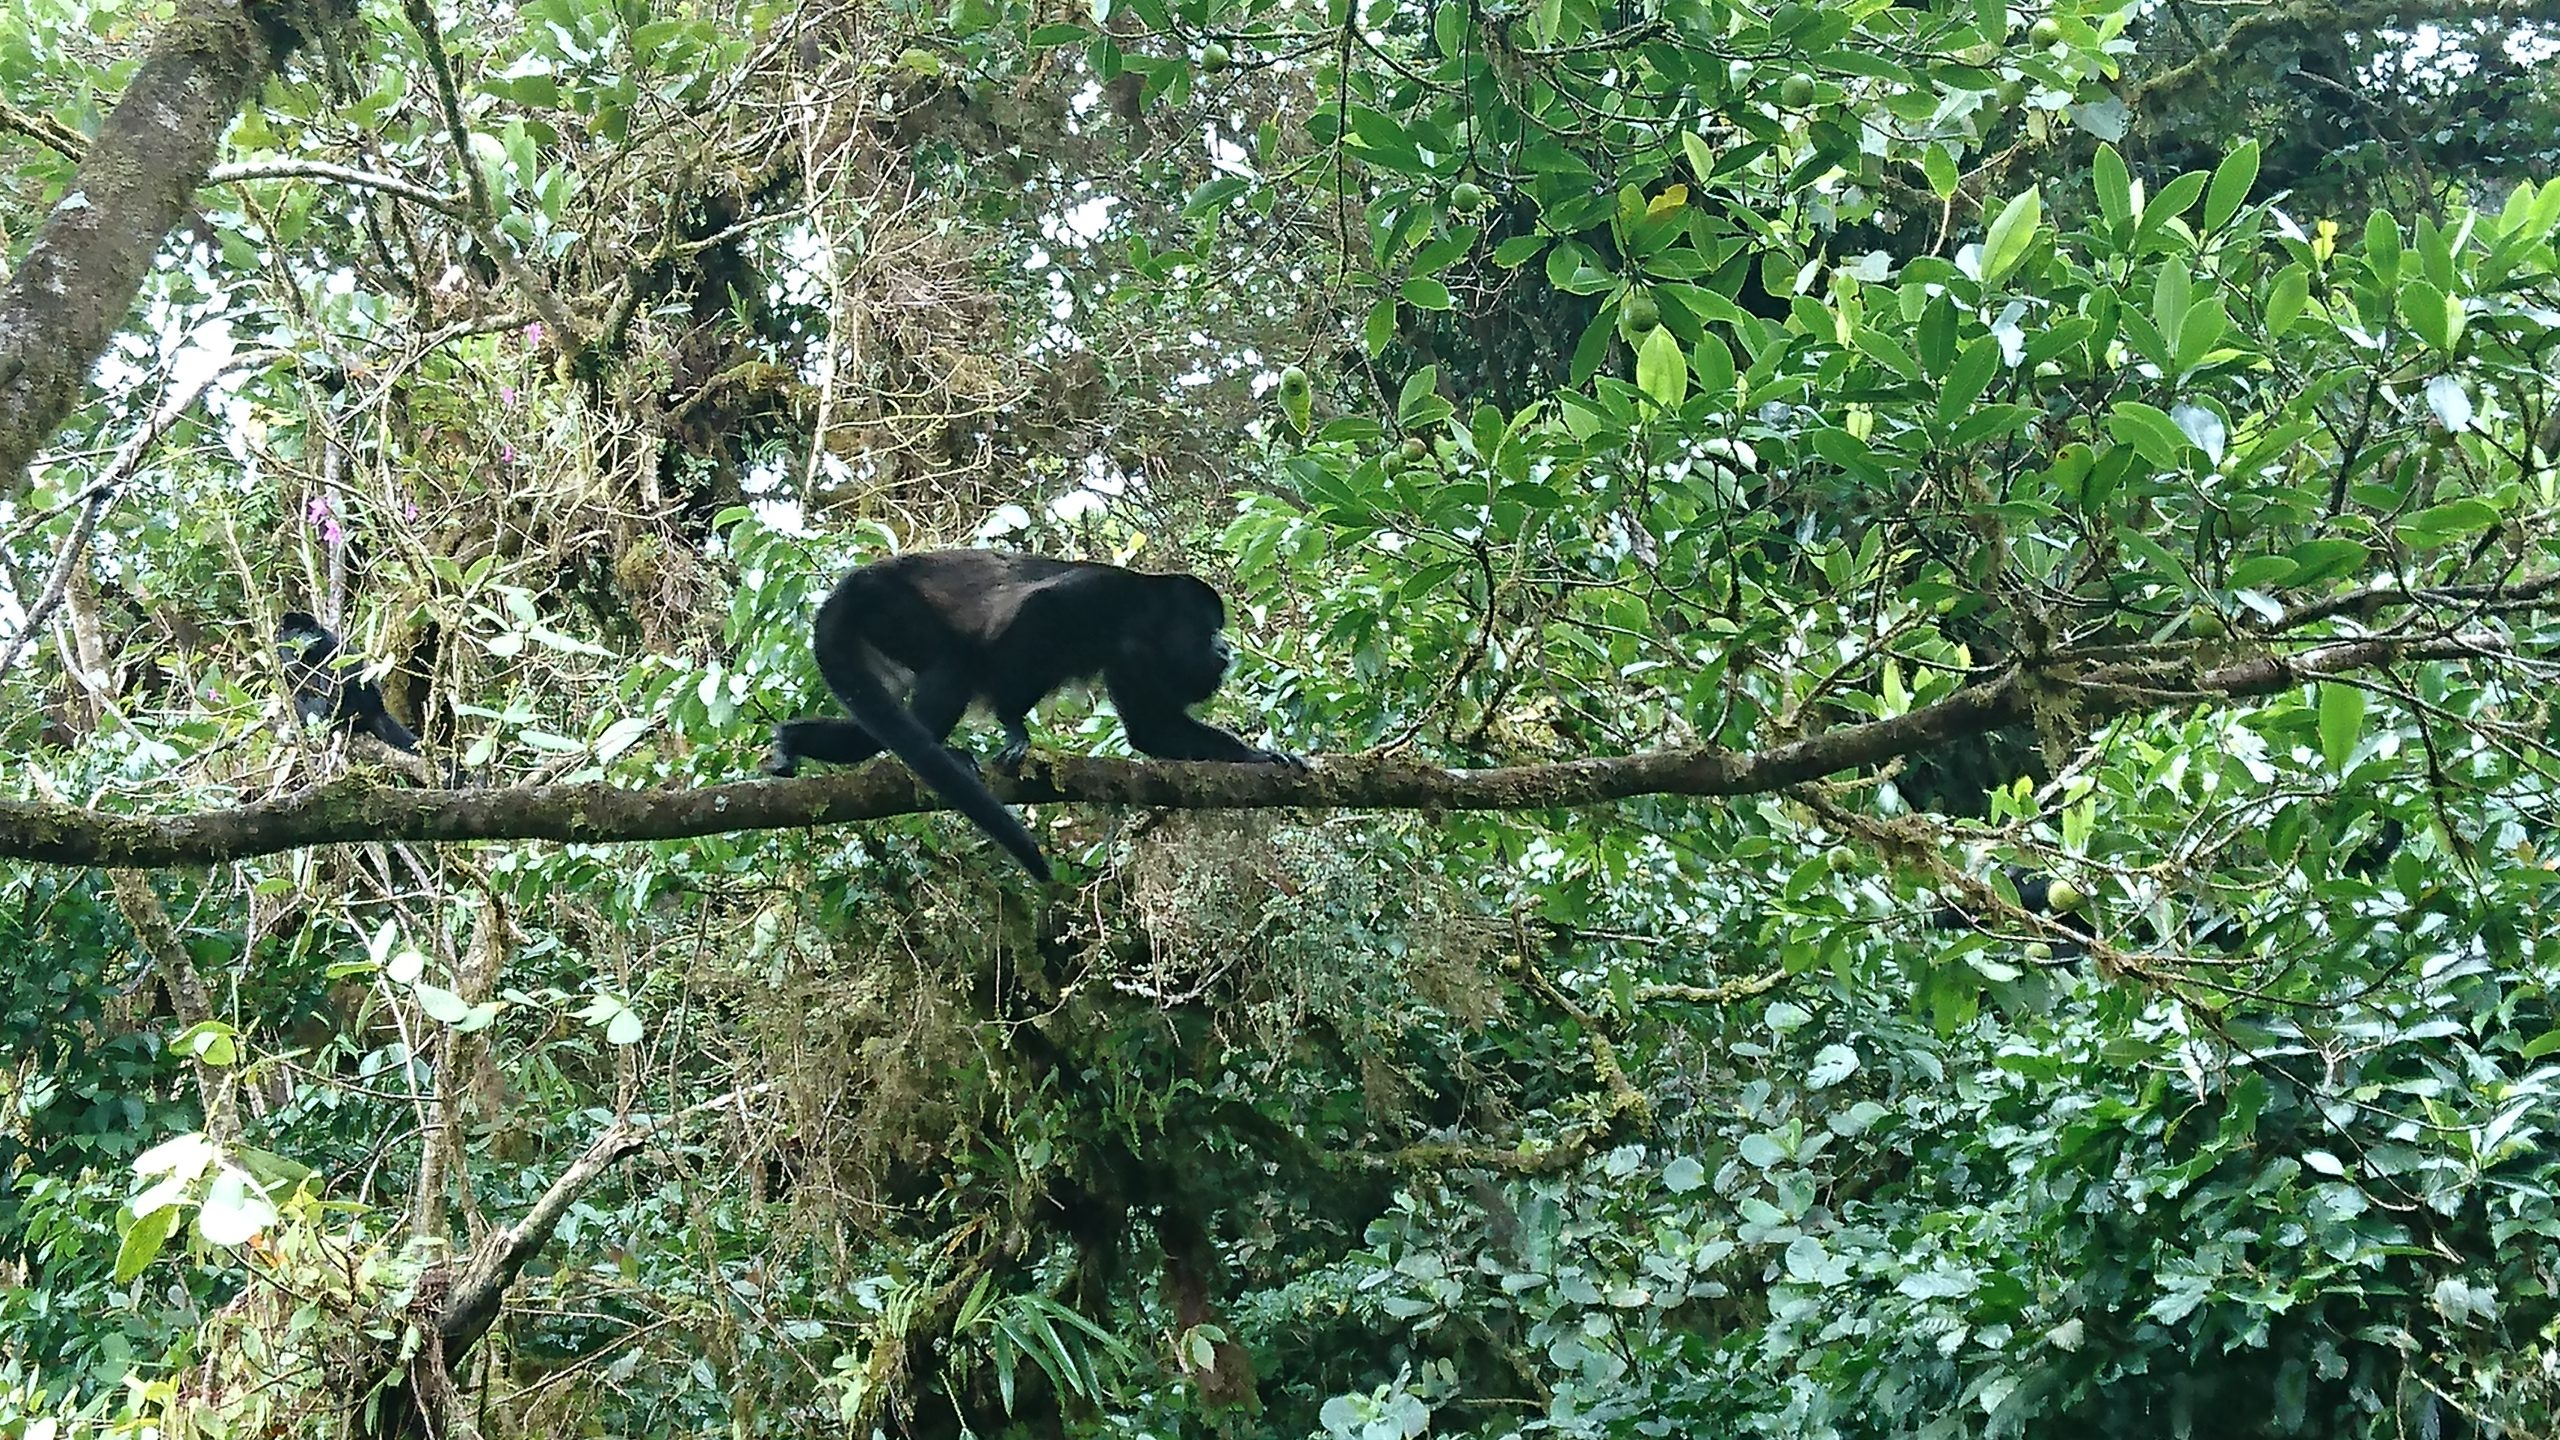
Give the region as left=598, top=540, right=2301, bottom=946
left=276, top=611, right=327, bottom=650
left=1136, top=618, right=1229, bottom=704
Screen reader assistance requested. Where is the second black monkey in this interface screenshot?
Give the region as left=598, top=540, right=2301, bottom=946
left=764, top=549, right=1303, bottom=881
left=278, top=610, right=422, bottom=753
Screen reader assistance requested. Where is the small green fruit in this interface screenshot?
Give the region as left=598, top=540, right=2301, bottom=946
left=2043, top=878, right=2085, bottom=911
left=1399, top=437, right=1428, bottom=464
left=1621, top=292, right=1661, bottom=333
left=1450, top=181, right=1487, bottom=214
left=1200, top=41, right=1231, bottom=71
left=2023, top=942, right=2054, bottom=961
left=1996, top=78, right=2028, bottom=107
left=2030, top=16, right=2062, bottom=44
left=1779, top=73, right=1816, bottom=107
left=1826, top=848, right=1855, bottom=873
left=1277, top=364, right=1313, bottom=433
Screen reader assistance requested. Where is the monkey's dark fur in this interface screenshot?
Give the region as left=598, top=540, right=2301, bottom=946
left=764, top=550, right=1302, bottom=881
left=278, top=611, right=421, bottom=753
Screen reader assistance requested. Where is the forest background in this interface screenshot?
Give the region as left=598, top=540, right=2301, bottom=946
left=1, top=0, right=2557, bottom=1432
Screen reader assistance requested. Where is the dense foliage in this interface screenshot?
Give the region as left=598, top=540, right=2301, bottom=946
left=3, top=0, right=2558, bottom=1433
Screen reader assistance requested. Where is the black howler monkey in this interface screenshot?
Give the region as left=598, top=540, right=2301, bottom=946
left=763, top=549, right=1303, bottom=882
left=278, top=610, right=422, bottom=753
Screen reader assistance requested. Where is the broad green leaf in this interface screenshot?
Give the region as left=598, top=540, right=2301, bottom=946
left=2264, top=264, right=2309, bottom=337
left=1978, top=187, right=2042, bottom=286
left=1681, top=129, right=1716, bottom=183
left=1923, top=142, right=1959, bottom=199
left=2202, top=139, right=2260, bottom=231
left=2318, top=682, right=2365, bottom=773
left=415, top=983, right=473, bottom=1025
left=2153, top=265, right=2192, bottom=353
left=1851, top=325, right=1920, bottom=382
left=2091, top=144, right=2132, bottom=227
left=1636, top=324, right=1687, bottom=406
left=2225, top=555, right=2297, bottom=590
left=2396, top=279, right=2460, bottom=352
left=2173, top=298, right=2228, bottom=373
left=1397, top=366, right=1443, bottom=425
left=2114, top=526, right=2199, bottom=595
left=1400, top=276, right=1454, bottom=310
left=1936, top=335, right=2001, bottom=424
left=1365, top=296, right=1397, bottom=357
left=115, top=1204, right=181, bottom=1283
left=2106, top=401, right=2194, bottom=468
left=2364, top=210, right=2402, bottom=282
left=2285, top=538, right=2370, bottom=585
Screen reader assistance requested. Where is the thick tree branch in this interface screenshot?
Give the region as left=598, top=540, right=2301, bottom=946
left=0, top=634, right=2507, bottom=869
left=0, top=0, right=298, bottom=490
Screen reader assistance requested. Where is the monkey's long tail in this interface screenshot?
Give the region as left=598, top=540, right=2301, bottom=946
left=812, top=617, right=1052, bottom=883
left=372, top=713, right=421, bottom=753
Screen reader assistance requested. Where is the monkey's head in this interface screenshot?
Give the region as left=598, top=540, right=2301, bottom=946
left=276, top=611, right=328, bottom=650
left=1134, top=574, right=1233, bottom=703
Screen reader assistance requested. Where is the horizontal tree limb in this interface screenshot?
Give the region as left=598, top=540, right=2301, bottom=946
left=0, top=634, right=2508, bottom=870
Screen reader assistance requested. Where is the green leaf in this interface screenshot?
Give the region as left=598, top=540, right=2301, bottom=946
left=1936, top=335, right=2001, bottom=424
left=2106, top=401, right=2194, bottom=468
left=2152, top=265, right=2192, bottom=355
left=2225, top=555, right=2297, bottom=590
left=1365, top=296, right=1398, bottom=357
left=2264, top=264, right=2309, bottom=337
left=1636, top=324, right=1687, bottom=406
left=2284, top=537, right=2370, bottom=585
left=1397, top=366, right=1446, bottom=425
left=1923, top=142, right=1960, bottom=199
left=2396, top=497, right=2501, bottom=549
left=115, top=1204, right=181, bottom=1283
left=1978, top=187, right=2042, bottom=286
left=2364, top=210, right=2403, bottom=282
left=2317, top=682, right=2365, bottom=774
left=2114, top=527, right=2204, bottom=599
left=415, top=983, right=473, bottom=1025
left=1851, top=325, right=1920, bottom=382
left=2091, top=144, right=2132, bottom=228
left=1400, top=276, right=1454, bottom=310
left=2202, top=139, right=2260, bottom=231
left=2395, top=279, right=2459, bottom=353
left=1681, top=129, right=1716, bottom=183
left=2173, top=297, right=2228, bottom=373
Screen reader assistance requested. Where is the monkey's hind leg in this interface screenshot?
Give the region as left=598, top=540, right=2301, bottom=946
left=766, top=718, right=884, bottom=777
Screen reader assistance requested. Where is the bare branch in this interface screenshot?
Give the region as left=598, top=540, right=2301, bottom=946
left=0, top=633, right=2513, bottom=869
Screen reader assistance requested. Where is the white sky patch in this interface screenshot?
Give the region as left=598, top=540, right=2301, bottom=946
left=1204, top=124, right=1255, bottom=178
left=1049, top=488, right=1110, bottom=522
left=1046, top=195, right=1119, bottom=245
left=1080, top=454, right=1130, bottom=494
left=749, top=494, right=812, bottom=535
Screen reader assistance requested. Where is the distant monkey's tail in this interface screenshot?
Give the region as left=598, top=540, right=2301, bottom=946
left=812, top=589, right=1053, bottom=882
left=372, top=713, right=421, bottom=753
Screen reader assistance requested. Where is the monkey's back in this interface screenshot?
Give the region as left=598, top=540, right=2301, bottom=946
left=823, top=549, right=1149, bottom=692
